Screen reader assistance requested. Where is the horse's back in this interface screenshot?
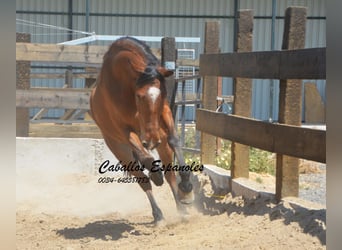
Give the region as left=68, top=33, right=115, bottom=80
left=90, top=38, right=148, bottom=143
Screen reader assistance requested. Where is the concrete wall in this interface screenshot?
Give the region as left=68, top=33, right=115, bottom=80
left=16, top=137, right=119, bottom=175
left=16, top=137, right=151, bottom=217
left=16, top=137, right=270, bottom=199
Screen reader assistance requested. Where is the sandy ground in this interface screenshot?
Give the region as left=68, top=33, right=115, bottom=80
left=16, top=166, right=326, bottom=250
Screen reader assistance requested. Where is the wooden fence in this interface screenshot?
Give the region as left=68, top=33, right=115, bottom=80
left=15, top=37, right=198, bottom=138
left=196, top=7, right=326, bottom=201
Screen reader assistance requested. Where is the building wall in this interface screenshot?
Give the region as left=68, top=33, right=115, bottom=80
left=16, top=0, right=326, bottom=121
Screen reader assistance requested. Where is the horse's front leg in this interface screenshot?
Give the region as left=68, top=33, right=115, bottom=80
left=157, top=135, right=190, bottom=219
left=104, top=135, right=164, bottom=223
left=128, top=131, right=164, bottom=186
left=161, top=103, right=194, bottom=204
left=133, top=171, right=164, bottom=224
left=127, top=131, right=166, bottom=223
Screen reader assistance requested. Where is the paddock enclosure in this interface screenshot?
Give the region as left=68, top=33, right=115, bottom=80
left=16, top=2, right=326, bottom=249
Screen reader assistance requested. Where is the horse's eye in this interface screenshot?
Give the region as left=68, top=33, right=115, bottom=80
left=136, top=94, right=143, bottom=100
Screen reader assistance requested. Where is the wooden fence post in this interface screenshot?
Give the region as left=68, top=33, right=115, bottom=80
left=304, top=82, right=325, bottom=123
left=16, top=33, right=30, bottom=137
left=201, top=21, right=220, bottom=164
left=85, top=67, right=97, bottom=88
left=276, top=7, right=307, bottom=201
left=231, top=10, right=254, bottom=179
left=84, top=67, right=98, bottom=120
left=161, top=37, right=177, bottom=114
left=59, top=67, right=74, bottom=120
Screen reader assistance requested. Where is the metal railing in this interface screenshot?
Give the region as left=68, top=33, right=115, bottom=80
left=172, top=74, right=202, bottom=154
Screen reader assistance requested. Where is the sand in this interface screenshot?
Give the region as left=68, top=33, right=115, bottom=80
left=16, top=166, right=326, bottom=249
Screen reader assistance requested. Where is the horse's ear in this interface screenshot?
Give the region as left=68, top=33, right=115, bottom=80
left=164, top=70, right=174, bottom=78
left=158, top=67, right=174, bottom=78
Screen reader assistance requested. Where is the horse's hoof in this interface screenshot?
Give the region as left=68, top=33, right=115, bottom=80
left=180, top=213, right=190, bottom=223
left=178, top=181, right=193, bottom=194
left=177, top=189, right=194, bottom=204
left=154, top=218, right=166, bottom=227
left=176, top=203, right=191, bottom=223
left=153, top=213, right=165, bottom=226
left=177, top=202, right=189, bottom=215
left=150, top=170, right=164, bottom=186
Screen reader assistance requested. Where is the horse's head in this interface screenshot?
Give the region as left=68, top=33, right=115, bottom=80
left=135, top=66, right=173, bottom=150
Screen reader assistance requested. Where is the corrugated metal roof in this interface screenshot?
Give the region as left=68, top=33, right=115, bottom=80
left=277, top=0, right=325, bottom=17
left=18, top=0, right=68, bottom=12
left=240, top=0, right=273, bottom=15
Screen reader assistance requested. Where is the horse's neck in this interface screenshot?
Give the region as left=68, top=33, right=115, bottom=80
left=96, top=72, right=136, bottom=111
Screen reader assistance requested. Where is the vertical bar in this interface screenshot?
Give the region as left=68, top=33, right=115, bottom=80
left=85, top=0, right=90, bottom=33
left=233, top=0, right=240, bottom=51
left=196, top=78, right=201, bottom=107
left=231, top=10, right=254, bottom=179
left=85, top=67, right=97, bottom=88
left=161, top=37, right=177, bottom=114
left=216, top=76, right=223, bottom=154
left=269, top=0, right=277, bottom=121
left=65, top=68, right=73, bottom=88
left=271, top=0, right=276, bottom=51
left=60, top=68, right=74, bottom=120
left=68, top=0, right=73, bottom=41
left=201, top=21, right=220, bottom=164
left=276, top=7, right=307, bottom=202
left=181, top=80, right=186, bottom=147
left=16, top=33, right=31, bottom=137
left=195, top=78, right=202, bottom=149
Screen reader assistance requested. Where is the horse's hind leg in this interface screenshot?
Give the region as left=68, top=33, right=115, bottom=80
left=168, top=135, right=193, bottom=196
left=160, top=103, right=194, bottom=204
left=157, top=137, right=189, bottom=216
left=133, top=170, right=164, bottom=223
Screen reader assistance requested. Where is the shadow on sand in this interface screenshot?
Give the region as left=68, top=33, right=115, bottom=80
left=192, top=175, right=326, bottom=246
left=56, top=219, right=137, bottom=241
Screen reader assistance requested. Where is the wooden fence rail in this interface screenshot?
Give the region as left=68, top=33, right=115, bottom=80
left=197, top=109, right=326, bottom=163
left=16, top=42, right=197, bottom=67
left=30, top=73, right=99, bottom=79
left=16, top=43, right=108, bottom=65
left=16, top=88, right=91, bottom=109
left=200, top=48, right=326, bottom=80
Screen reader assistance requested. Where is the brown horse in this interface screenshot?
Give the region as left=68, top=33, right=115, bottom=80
left=90, top=37, right=194, bottom=223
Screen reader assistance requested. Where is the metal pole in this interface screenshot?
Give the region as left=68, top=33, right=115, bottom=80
left=181, top=80, right=186, bottom=147
left=233, top=0, right=239, bottom=51
left=269, top=0, right=277, bottom=122
left=85, top=0, right=90, bottom=33
left=68, top=0, right=73, bottom=41
left=271, top=0, right=276, bottom=50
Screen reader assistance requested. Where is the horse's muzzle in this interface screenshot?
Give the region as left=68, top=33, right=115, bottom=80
left=142, top=139, right=161, bottom=150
